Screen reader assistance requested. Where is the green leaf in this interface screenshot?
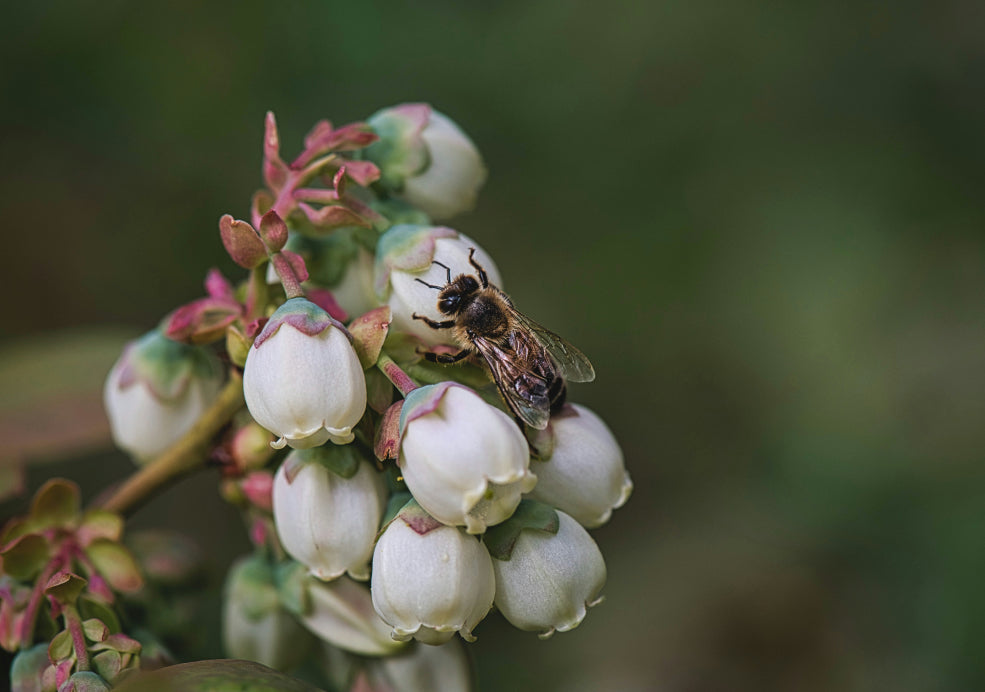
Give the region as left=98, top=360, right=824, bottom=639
left=348, top=306, right=391, bottom=369
left=85, top=540, right=144, bottom=593
left=380, top=492, right=413, bottom=530
left=90, top=633, right=141, bottom=655
left=113, top=659, right=327, bottom=692
left=30, top=478, right=81, bottom=528
left=483, top=500, right=560, bottom=561
left=48, top=628, right=73, bottom=662
left=1, top=534, right=50, bottom=580
left=44, top=571, right=88, bottom=606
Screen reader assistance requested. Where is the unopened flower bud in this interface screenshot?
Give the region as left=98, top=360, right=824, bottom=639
left=243, top=297, right=366, bottom=449
left=399, top=383, right=535, bottom=534
left=374, top=224, right=501, bottom=347
left=272, top=448, right=386, bottom=581
left=371, top=502, right=495, bottom=644
left=229, top=421, right=277, bottom=472
left=104, top=329, right=224, bottom=463
left=527, top=404, right=633, bottom=528
left=364, top=104, right=486, bottom=220
left=222, top=555, right=313, bottom=671
left=367, top=639, right=472, bottom=692
left=486, top=503, right=606, bottom=638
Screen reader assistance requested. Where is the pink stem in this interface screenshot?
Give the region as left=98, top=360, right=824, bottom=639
left=269, top=253, right=304, bottom=299
left=376, top=352, right=418, bottom=397
left=65, top=606, right=90, bottom=671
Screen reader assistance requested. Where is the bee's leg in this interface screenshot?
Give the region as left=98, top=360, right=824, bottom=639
left=432, top=260, right=452, bottom=284
left=422, top=349, right=472, bottom=364
left=411, top=313, right=456, bottom=329
left=414, top=278, right=443, bottom=290
left=467, top=248, right=489, bottom=288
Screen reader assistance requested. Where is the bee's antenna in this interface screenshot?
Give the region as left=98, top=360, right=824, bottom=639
left=431, top=260, right=452, bottom=284
left=415, top=278, right=443, bottom=291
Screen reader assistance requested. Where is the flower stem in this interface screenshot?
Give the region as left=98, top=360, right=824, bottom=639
left=376, top=352, right=418, bottom=397
left=65, top=606, right=90, bottom=671
left=269, top=253, right=304, bottom=299
left=100, top=372, right=245, bottom=517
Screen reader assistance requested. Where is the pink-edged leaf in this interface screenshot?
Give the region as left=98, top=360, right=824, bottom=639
left=373, top=400, right=403, bottom=462
left=86, top=574, right=114, bottom=603
left=55, top=657, right=73, bottom=687
left=77, top=510, right=123, bottom=547
left=263, top=111, right=288, bottom=192
left=304, top=119, right=333, bottom=149
left=258, top=210, right=288, bottom=252
left=332, top=166, right=348, bottom=197
left=91, top=633, right=142, bottom=654
left=84, top=540, right=144, bottom=594
left=244, top=318, right=267, bottom=340
left=163, top=298, right=241, bottom=345
left=340, top=159, right=381, bottom=186
left=204, top=268, right=234, bottom=300
left=48, top=628, right=73, bottom=662
left=292, top=187, right=339, bottom=204
left=31, top=478, right=80, bottom=528
left=44, top=571, right=88, bottom=606
left=219, top=215, right=267, bottom=269
left=306, top=288, right=348, bottom=323
left=297, top=202, right=371, bottom=232
left=292, top=121, right=377, bottom=168
left=348, top=307, right=391, bottom=369
left=82, top=618, right=109, bottom=643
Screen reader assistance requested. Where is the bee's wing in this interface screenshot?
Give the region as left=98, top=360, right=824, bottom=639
left=515, top=313, right=596, bottom=383
left=471, top=333, right=552, bottom=430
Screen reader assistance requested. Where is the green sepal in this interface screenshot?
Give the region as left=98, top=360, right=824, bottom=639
left=113, top=659, right=326, bottom=692
left=84, top=540, right=144, bottom=593
left=11, top=643, right=50, bottom=691
left=90, top=633, right=141, bottom=655
left=295, top=444, right=361, bottom=480
left=77, top=511, right=123, bottom=547
left=273, top=561, right=311, bottom=617
left=61, top=671, right=112, bottom=692
left=483, top=500, right=560, bottom=561
left=365, top=366, right=394, bottom=414
left=92, top=649, right=123, bottom=683
left=44, top=571, right=88, bottom=606
left=0, top=533, right=50, bottom=580
left=48, top=628, right=73, bottom=661
left=227, top=554, right=278, bottom=620
left=380, top=492, right=413, bottom=530
left=82, top=618, right=109, bottom=643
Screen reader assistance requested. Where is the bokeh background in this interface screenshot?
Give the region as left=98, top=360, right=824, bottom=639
left=3, top=1, right=985, bottom=690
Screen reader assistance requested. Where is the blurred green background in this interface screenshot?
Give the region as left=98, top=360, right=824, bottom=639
left=3, top=1, right=985, bottom=690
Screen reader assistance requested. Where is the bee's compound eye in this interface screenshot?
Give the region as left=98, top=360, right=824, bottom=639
left=439, top=295, right=460, bottom=314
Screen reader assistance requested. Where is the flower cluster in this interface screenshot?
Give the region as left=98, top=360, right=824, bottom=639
left=5, top=103, right=632, bottom=691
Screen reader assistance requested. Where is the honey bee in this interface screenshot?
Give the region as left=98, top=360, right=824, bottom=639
left=411, top=248, right=595, bottom=430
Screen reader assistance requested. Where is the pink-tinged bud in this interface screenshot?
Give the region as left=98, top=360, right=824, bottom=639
left=241, top=471, right=275, bottom=513
left=365, top=104, right=487, bottom=220
left=229, top=422, right=277, bottom=472
left=243, top=298, right=367, bottom=449
left=272, top=449, right=386, bottom=581
left=398, top=383, right=535, bottom=534
left=366, top=639, right=472, bottom=692
left=103, top=330, right=224, bottom=464
left=374, top=225, right=501, bottom=347
left=527, top=404, right=633, bottom=528
left=371, top=502, right=495, bottom=645
left=487, top=504, right=606, bottom=638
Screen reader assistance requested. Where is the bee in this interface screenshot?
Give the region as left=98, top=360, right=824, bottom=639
left=411, top=248, right=595, bottom=430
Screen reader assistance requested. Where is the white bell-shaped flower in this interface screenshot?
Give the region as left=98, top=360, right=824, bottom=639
left=374, top=224, right=501, bottom=347
left=103, top=329, right=224, bottom=464
left=300, top=575, right=406, bottom=657
left=398, top=383, right=535, bottom=534
left=222, top=555, right=313, bottom=670
left=487, top=504, right=606, bottom=638
left=527, top=404, right=633, bottom=528
left=272, top=449, right=387, bottom=581
left=365, top=103, right=486, bottom=220
left=371, top=502, right=495, bottom=645
left=243, top=297, right=366, bottom=449
left=366, top=639, right=471, bottom=692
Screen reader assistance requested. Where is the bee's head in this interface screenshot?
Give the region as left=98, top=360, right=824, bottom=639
left=437, top=275, right=479, bottom=314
